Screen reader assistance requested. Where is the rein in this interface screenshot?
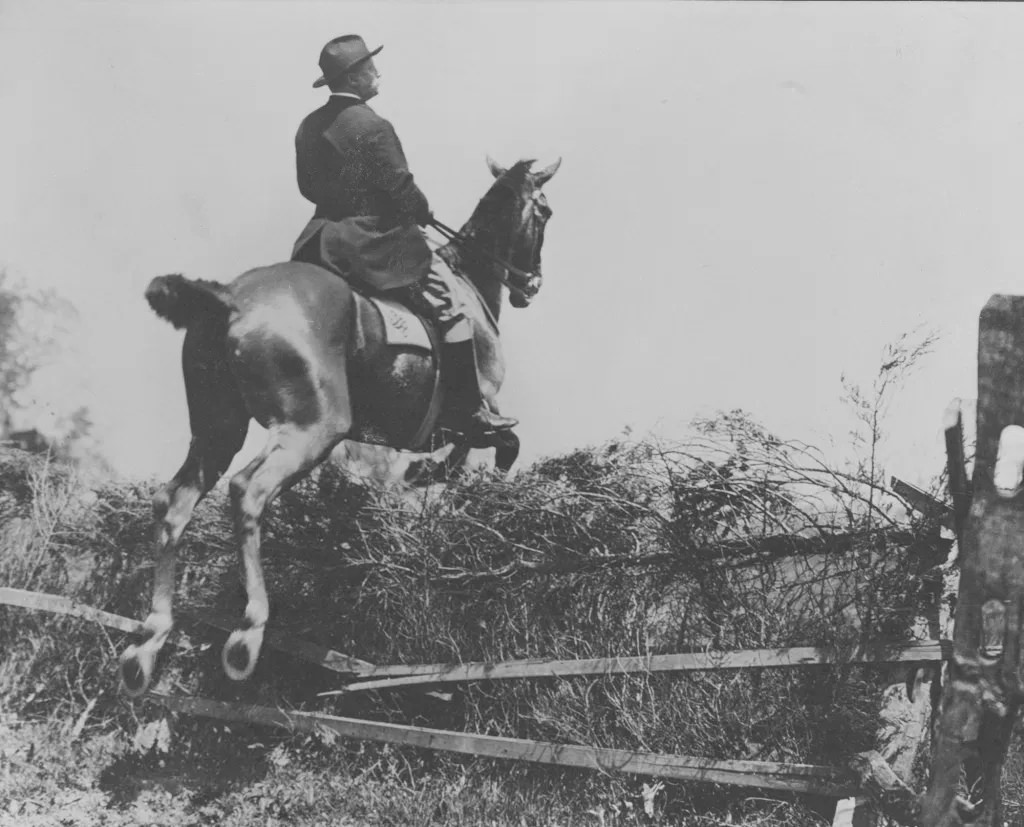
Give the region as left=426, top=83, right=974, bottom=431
left=429, top=218, right=539, bottom=296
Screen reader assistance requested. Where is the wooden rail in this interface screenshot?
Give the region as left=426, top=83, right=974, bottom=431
left=0, top=587, right=360, bottom=665
left=0, top=586, right=452, bottom=702
left=943, top=398, right=971, bottom=542
left=148, top=692, right=856, bottom=797
left=328, top=641, right=950, bottom=694
left=890, top=476, right=955, bottom=531
left=0, top=586, right=146, bottom=636
left=0, top=577, right=944, bottom=823
left=0, top=586, right=950, bottom=688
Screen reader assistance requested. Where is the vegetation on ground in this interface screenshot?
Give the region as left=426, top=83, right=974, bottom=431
left=0, top=384, right=968, bottom=825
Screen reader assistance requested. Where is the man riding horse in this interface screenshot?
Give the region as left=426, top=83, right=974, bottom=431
left=120, top=35, right=559, bottom=696
left=291, top=34, right=517, bottom=437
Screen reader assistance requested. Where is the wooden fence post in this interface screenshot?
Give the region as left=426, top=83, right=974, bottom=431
left=922, top=295, right=1024, bottom=827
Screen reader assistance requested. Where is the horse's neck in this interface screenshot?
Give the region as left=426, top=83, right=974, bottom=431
left=441, top=231, right=506, bottom=323
left=467, top=263, right=504, bottom=323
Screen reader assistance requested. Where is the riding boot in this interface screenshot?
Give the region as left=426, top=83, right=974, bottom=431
left=442, top=340, right=518, bottom=434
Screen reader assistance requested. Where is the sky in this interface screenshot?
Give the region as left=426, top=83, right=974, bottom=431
left=0, top=0, right=1021, bottom=488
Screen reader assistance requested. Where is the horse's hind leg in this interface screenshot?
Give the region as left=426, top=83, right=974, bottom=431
left=119, top=433, right=243, bottom=695
left=222, top=423, right=341, bottom=681
left=120, top=324, right=248, bottom=696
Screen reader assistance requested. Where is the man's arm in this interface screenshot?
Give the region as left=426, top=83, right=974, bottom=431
left=295, top=125, right=329, bottom=206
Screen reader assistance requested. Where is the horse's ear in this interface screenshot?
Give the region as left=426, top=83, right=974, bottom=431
left=486, top=155, right=507, bottom=179
left=534, top=157, right=562, bottom=187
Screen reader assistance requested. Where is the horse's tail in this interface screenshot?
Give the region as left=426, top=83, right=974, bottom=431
left=145, top=274, right=236, bottom=330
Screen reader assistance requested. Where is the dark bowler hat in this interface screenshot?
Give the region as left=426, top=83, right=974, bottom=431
left=312, top=34, right=383, bottom=88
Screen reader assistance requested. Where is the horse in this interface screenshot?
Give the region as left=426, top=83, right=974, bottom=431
left=119, top=156, right=560, bottom=697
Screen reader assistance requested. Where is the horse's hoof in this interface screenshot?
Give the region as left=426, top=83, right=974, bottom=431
left=120, top=645, right=153, bottom=698
left=222, top=627, right=264, bottom=681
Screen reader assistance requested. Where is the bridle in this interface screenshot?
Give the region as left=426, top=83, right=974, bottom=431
left=429, top=198, right=545, bottom=301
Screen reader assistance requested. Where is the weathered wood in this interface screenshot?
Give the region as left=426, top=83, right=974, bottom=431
left=884, top=667, right=935, bottom=783
left=891, top=476, right=954, bottom=531
left=832, top=796, right=877, bottom=827
left=0, top=588, right=371, bottom=671
left=943, top=399, right=971, bottom=543
left=849, top=751, right=919, bottom=826
left=0, top=586, right=145, bottom=636
left=923, top=295, right=1024, bottom=827
left=148, top=692, right=857, bottom=796
left=329, top=641, right=950, bottom=694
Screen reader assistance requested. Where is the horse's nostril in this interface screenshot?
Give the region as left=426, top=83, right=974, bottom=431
left=510, top=290, right=531, bottom=309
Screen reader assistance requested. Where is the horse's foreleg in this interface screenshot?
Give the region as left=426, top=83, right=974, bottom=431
left=223, top=425, right=339, bottom=681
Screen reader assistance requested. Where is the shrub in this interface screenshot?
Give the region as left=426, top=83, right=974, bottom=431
left=0, top=413, right=950, bottom=824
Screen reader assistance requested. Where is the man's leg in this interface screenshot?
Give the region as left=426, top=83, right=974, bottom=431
left=416, top=273, right=517, bottom=435
left=440, top=324, right=518, bottom=435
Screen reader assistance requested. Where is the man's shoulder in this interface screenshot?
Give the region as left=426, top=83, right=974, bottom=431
left=336, top=101, right=391, bottom=129
left=297, top=97, right=380, bottom=129
left=296, top=100, right=339, bottom=140
left=324, top=101, right=395, bottom=145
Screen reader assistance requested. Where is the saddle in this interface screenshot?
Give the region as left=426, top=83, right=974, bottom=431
left=348, top=291, right=441, bottom=450
left=367, top=293, right=437, bottom=353
left=335, top=255, right=505, bottom=451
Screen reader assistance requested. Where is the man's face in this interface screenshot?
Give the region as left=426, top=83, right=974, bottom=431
left=352, top=60, right=380, bottom=101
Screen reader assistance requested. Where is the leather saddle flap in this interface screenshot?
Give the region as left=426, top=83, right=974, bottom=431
left=367, top=296, right=433, bottom=352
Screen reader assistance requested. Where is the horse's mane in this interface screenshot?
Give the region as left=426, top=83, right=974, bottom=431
left=438, top=159, right=536, bottom=274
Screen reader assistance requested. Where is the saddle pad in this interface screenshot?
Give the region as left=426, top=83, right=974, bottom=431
left=368, top=296, right=433, bottom=352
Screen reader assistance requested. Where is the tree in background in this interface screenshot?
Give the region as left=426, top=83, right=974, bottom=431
left=0, top=269, right=109, bottom=474
left=840, top=326, right=940, bottom=527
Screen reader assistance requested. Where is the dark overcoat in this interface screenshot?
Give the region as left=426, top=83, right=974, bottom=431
left=291, top=95, right=433, bottom=291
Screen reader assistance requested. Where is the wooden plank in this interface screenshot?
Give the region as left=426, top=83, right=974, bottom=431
left=0, top=588, right=372, bottom=669
left=943, top=398, right=970, bottom=542
left=849, top=751, right=918, bottom=826
left=890, top=477, right=953, bottom=530
left=0, top=586, right=145, bottom=636
left=148, top=692, right=857, bottom=797
left=832, top=796, right=877, bottom=827
left=0, top=588, right=374, bottom=671
left=0, top=589, right=451, bottom=700
left=886, top=668, right=934, bottom=783
left=330, top=641, right=951, bottom=694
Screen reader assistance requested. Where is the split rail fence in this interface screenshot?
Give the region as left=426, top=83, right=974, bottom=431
left=9, top=294, right=1024, bottom=826
left=0, top=579, right=949, bottom=824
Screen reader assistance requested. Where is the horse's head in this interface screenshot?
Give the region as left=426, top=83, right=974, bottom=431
left=476, top=156, right=560, bottom=308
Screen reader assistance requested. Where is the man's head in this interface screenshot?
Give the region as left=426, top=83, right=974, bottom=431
left=328, top=59, right=380, bottom=101
left=312, top=34, right=382, bottom=100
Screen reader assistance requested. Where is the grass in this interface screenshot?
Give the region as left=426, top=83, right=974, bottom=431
left=0, top=420, right=972, bottom=825
left=0, top=715, right=835, bottom=827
